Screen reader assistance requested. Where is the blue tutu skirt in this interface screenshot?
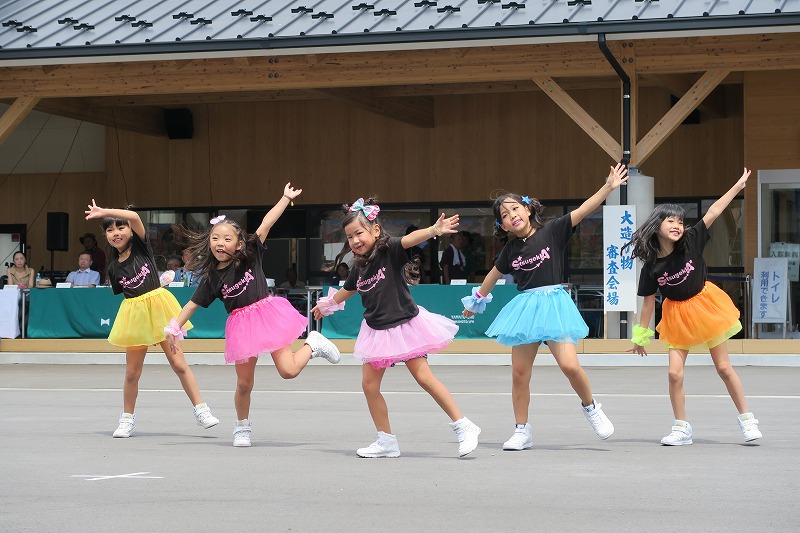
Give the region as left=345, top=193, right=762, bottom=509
left=486, top=285, right=588, bottom=346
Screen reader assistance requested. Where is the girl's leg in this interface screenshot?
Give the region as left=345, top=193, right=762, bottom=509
left=122, top=347, right=147, bottom=413
left=548, top=341, right=592, bottom=405
left=510, top=343, right=538, bottom=424
left=159, top=339, right=203, bottom=405
left=709, top=342, right=749, bottom=413
left=667, top=349, right=690, bottom=420
left=234, top=358, right=258, bottom=421
left=404, top=357, right=462, bottom=421
left=270, top=344, right=313, bottom=379
left=362, top=363, right=390, bottom=433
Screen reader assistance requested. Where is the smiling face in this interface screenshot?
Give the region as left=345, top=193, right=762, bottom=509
left=209, top=222, right=242, bottom=267
left=104, top=222, right=132, bottom=252
left=658, top=215, right=685, bottom=245
left=344, top=218, right=380, bottom=257
left=498, top=199, right=533, bottom=237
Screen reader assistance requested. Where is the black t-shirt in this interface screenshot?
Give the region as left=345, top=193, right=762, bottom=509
left=637, top=219, right=709, bottom=301
left=343, top=237, right=419, bottom=329
left=108, top=231, right=161, bottom=298
left=191, top=238, right=270, bottom=313
left=494, top=213, right=573, bottom=291
left=440, top=245, right=467, bottom=280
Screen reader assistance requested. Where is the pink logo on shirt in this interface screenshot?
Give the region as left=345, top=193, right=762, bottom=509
left=357, top=267, right=386, bottom=292
left=657, top=260, right=695, bottom=287
left=222, top=269, right=255, bottom=299
left=511, top=247, right=551, bottom=271
left=120, top=263, right=151, bottom=290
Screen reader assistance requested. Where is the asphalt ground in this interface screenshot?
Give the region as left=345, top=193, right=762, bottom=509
left=0, top=363, right=798, bottom=532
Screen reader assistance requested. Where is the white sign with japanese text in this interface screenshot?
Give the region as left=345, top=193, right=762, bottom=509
left=769, top=242, right=799, bottom=282
left=752, top=257, right=788, bottom=323
left=603, top=205, right=637, bottom=312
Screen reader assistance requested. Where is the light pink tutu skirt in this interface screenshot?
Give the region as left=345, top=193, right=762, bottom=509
left=353, top=306, right=458, bottom=369
left=224, top=296, right=308, bottom=364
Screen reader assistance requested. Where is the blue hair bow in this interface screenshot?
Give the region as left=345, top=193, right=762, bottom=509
left=349, top=198, right=380, bottom=221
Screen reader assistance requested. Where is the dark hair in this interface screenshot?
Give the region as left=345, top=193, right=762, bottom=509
left=491, top=192, right=545, bottom=238
left=622, top=204, right=687, bottom=265
left=100, top=209, right=134, bottom=262
left=13, top=251, right=26, bottom=262
left=339, top=198, right=420, bottom=285
left=173, top=218, right=259, bottom=279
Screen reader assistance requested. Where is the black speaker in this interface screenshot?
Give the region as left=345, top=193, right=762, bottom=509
left=46, top=212, right=69, bottom=252
left=164, top=108, right=194, bottom=139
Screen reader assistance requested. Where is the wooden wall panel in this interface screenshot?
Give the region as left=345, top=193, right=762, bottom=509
left=743, top=70, right=800, bottom=273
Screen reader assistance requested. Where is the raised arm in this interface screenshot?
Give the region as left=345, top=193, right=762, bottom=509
left=702, top=168, right=750, bottom=229
left=401, top=213, right=459, bottom=249
left=570, top=163, right=628, bottom=227
left=255, top=183, right=302, bottom=243
left=85, top=199, right=146, bottom=240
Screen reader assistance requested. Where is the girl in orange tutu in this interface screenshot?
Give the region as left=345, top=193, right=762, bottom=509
left=625, top=168, right=762, bottom=445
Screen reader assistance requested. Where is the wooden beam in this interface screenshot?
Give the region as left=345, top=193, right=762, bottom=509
left=643, top=73, right=727, bottom=118
left=0, top=98, right=167, bottom=137
left=635, top=69, right=730, bottom=166
left=532, top=76, right=621, bottom=161
left=311, top=88, right=434, bottom=128
left=0, top=95, right=40, bottom=144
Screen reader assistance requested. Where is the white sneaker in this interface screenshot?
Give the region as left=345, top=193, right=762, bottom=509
left=306, top=331, right=341, bottom=364
left=357, top=431, right=401, bottom=458
left=503, top=423, right=533, bottom=451
left=661, top=420, right=693, bottom=445
left=738, top=412, right=762, bottom=442
left=194, top=403, right=219, bottom=429
left=233, top=420, right=252, bottom=447
left=112, top=413, right=135, bottom=438
left=582, top=400, right=614, bottom=440
left=450, top=417, right=481, bottom=457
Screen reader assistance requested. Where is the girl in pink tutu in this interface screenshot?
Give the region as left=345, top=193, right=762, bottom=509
left=168, top=183, right=341, bottom=447
left=312, top=198, right=480, bottom=458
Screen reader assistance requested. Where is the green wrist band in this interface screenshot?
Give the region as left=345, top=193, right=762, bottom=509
left=631, top=324, right=655, bottom=346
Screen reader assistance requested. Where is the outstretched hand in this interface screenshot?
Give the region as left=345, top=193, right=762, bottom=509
left=733, top=167, right=751, bottom=192
left=606, top=163, right=629, bottom=190
left=434, top=213, right=460, bottom=236
left=85, top=199, right=105, bottom=220
left=284, top=182, right=302, bottom=201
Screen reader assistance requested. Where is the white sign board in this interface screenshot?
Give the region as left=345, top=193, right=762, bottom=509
left=603, top=205, right=637, bottom=312
left=769, top=242, right=800, bottom=282
left=752, top=257, right=788, bottom=323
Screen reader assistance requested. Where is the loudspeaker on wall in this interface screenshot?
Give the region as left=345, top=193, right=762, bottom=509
left=164, top=108, right=194, bottom=139
left=46, top=212, right=69, bottom=252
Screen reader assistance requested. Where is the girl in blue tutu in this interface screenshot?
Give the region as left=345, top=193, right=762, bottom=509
left=312, top=198, right=481, bottom=458
left=462, top=164, right=628, bottom=450
left=85, top=200, right=219, bottom=438
left=167, top=183, right=341, bottom=447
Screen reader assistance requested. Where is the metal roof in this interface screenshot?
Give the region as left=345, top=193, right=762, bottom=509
left=1, top=0, right=799, bottom=60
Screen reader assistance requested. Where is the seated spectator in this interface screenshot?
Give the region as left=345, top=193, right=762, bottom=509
left=66, top=252, right=101, bottom=287
left=335, top=262, right=350, bottom=284
left=6, top=251, right=35, bottom=288
left=79, top=232, right=107, bottom=284
left=280, top=266, right=306, bottom=289
left=172, top=249, right=202, bottom=287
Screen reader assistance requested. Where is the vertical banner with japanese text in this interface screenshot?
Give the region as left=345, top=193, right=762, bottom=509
left=752, top=257, right=788, bottom=324
left=603, top=205, right=637, bottom=312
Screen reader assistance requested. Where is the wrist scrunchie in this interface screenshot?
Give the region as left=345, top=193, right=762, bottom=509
left=461, top=287, right=493, bottom=314
left=316, top=287, right=346, bottom=316
left=164, top=318, right=188, bottom=340
left=631, top=324, right=655, bottom=347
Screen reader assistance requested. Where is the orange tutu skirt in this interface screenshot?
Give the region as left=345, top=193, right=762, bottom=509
left=657, top=281, right=741, bottom=350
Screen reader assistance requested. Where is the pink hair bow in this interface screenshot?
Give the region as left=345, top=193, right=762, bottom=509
left=349, top=198, right=380, bottom=221
left=210, top=215, right=226, bottom=225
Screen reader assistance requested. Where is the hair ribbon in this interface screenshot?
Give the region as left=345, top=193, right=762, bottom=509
left=210, top=215, right=226, bottom=225
left=349, top=198, right=380, bottom=221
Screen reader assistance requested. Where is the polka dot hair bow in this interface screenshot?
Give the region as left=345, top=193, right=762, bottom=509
left=349, top=198, right=380, bottom=221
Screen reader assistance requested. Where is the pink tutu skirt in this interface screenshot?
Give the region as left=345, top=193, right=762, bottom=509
left=353, top=306, right=458, bottom=369
left=224, top=296, right=308, bottom=364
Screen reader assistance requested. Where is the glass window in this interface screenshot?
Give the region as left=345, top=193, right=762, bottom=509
left=138, top=210, right=211, bottom=270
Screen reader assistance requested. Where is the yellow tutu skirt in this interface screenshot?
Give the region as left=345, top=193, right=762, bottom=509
left=109, top=287, right=193, bottom=347
left=657, top=281, right=741, bottom=350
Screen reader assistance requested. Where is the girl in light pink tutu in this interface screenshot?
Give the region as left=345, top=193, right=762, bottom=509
left=168, top=183, right=341, bottom=447
left=312, top=198, right=480, bottom=458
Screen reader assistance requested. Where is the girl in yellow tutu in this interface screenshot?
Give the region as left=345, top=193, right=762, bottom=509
left=625, top=168, right=762, bottom=445
left=85, top=200, right=219, bottom=438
